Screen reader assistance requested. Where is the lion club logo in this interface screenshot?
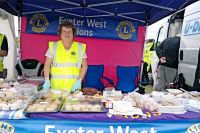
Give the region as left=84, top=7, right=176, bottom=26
left=116, top=21, right=135, bottom=40
left=0, top=122, right=14, bottom=133
left=29, top=14, right=49, bottom=33
left=187, top=123, right=200, bottom=133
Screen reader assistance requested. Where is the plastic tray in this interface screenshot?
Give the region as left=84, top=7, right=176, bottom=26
left=0, top=96, right=34, bottom=111
left=158, top=104, right=186, bottom=114
left=24, top=96, right=64, bottom=113
left=60, top=98, right=107, bottom=113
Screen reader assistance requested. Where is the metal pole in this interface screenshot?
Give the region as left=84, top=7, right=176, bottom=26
left=16, top=0, right=22, bottom=61
left=139, top=22, right=149, bottom=84
left=17, top=11, right=21, bottom=61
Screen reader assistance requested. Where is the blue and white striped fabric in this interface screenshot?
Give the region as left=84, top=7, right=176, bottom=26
left=0, top=109, right=26, bottom=119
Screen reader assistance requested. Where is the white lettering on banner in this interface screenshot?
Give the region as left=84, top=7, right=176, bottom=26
left=59, top=17, right=107, bottom=29
left=86, top=130, right=95, bottom=133
left=77, top=127, right=85, bottom=133
left=67, top=130, right=76, bottom=133
left=76, top=28, right=93, bottom=36
left=45, top=125, right=157, bottom=133
left=0, top=122, right=15, bottom=133
left=110, top=126, right=123, bottom=133
left=87, top=19, right=107, bottom=28
left=59, top=16, right=84, bottom=26
left=97, top=130, right=104, bottom=133
left=109, top=126, right=157, bottom=133
left=46, top=125, right=55, bottom=133
left=57, top=130, right=67, bottom=133
left=45, top=125, right=104, bottom=133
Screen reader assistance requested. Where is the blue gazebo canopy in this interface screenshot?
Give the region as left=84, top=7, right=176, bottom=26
left=0, top=0, right=198, bottom=25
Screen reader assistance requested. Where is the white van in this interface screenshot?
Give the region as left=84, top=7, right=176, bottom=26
left=150, top=0, right=200, bottom=91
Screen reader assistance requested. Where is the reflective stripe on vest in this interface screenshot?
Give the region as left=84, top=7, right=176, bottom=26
left=52, top=41, right=58, bottom=63
left=49, top=41, right=84, bottom=90
left=0, top=34, right=5, bottom=72
left=51, top=42, right=83, bottom=68
left=77, top=43, right=82, bottom=68
left=51, top=75, right=79, bottom=79
left=144, top=42, right=154, bottom=71
left=52, top=62, right=78, bottom=67
left=51, top=43, right=79, bottom=68
left=0, top=34, right=5, bottom=46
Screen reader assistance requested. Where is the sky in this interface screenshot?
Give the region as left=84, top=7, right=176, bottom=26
left=146, top=17, right=168, bottom=40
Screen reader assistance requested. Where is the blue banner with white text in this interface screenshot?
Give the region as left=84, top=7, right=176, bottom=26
left=26, top=13, right=138, bottom=41
left=1, top=119, right=200, bottom=133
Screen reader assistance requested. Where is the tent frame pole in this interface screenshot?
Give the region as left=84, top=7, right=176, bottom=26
left=17, top=12, right=21, bottom=61
left=16, top=0, right=22, bottom=61
left=139, top=22, right=149, bottom=85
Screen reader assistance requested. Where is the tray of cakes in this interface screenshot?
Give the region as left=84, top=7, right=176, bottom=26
left=0, top=88, right=34, bottom=111
left=0, top=87, right=19, bottom=99
left=0, top=81, right=19, bottom=89
left=60, top=97, right=106, bottom=113
left=24, top=90, right=64, bottom=113
left=155, top=95, right=186, bottom=114
left=0, top=96, right=34, bottom=111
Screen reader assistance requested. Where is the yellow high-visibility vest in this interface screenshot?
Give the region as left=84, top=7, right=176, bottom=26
left=0, top=34, right=6, bottom=72
left=49, top=40, right=86, bottom=91
left=144, top=42, right=154, bottom=71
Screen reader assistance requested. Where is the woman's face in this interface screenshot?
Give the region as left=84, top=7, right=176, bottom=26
left=61, top=26, right=73, bottom=41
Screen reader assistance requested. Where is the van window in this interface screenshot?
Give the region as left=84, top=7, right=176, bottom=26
left=156, top=26, right=165, bottom=47
left=168, top=19, right=183, bottom=37
left=168, top=10, right=184, bottom=37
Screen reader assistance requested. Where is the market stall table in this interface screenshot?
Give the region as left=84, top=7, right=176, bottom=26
left=28, top=110, right=200, bottom=122
left=1, top=110, right=200, bottom=133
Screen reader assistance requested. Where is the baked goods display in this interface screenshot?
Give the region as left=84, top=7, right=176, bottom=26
left=15, top=84, right=38, bottom=96
left=61, top=98, right=105, bottom=112
left=0, top=89, right=33, bottom=111
left=128, top=92, right=158, bottom=111
left=0, top=89, right=18, bottom=99
left=149, top=92, right=185, bottom=114
left=0, top=78, right=197, bottom=115
left=0, top=82, right=14, bottom=89
left=25, top=91, right=63, bottom=113
left=0, top=80, right=20, bottom=89
left=63, top=102, right=102, bottom=112
left=0, top=81, right=38, bottom=111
